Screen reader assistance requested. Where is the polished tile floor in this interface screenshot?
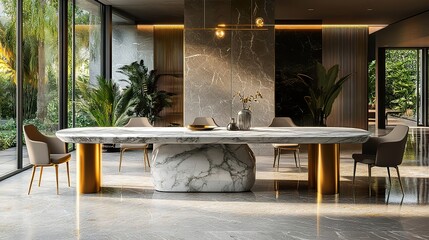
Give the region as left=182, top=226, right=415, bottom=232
left=1, top=127, right=429, bottom=239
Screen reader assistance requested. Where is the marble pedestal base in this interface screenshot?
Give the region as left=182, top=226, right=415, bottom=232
left=151, top=144, right=256, bottom=192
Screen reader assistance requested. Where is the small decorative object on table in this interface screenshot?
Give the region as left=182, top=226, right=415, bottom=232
left=235, top=91, right=263, bottom=130
left=227, top=118, right=239, bottom=131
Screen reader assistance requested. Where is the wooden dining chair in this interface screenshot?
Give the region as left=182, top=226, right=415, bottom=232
left=119, top=117, right=153, bottom=171
left=24, top=124, right=71, bottom=195
left=269, top=117, right=301, bottom=171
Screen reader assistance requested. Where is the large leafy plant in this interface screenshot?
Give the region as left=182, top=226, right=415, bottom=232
left=78, top=76, right=134, bottom=127
left=299, top=62, right=351, bottom=126
left=118, top=60, right=173, bottom=124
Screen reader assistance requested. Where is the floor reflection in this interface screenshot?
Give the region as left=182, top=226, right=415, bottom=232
left=403, top=128, right=429, bottom=166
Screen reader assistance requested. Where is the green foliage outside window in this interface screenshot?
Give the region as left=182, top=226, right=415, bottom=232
left=368, top=50, right=418, bottom=118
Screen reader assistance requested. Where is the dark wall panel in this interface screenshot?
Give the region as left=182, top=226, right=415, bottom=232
left=275, top=29, right=322, bottom=125
left=154, top=26, right=184, bottom=127
left=323, top=27, right=368, bottom=129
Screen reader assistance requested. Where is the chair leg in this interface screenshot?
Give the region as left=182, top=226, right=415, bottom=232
left=38, top=166, right=43, bottom=187
left=277, top=149, right=281, bottom=168
left=293, top=151, right=298, bottom=168
left=387, top=167, right=391, bottom=186
left=352, top=161, right=357, bottom=184
left=119, top=148, right=126, bottom=172
left=66, top=162, right=71, bottom=187
left=55, top=165, right=59, bottom=195
left=368, top=164, right=372, bottom=185
left=296, top=149, right=301, bottom=172
left=395, top=166, right=405, bottom=195
left=273, top=148, right=277, bottom=167
left=28, top=166, right=37, bottom=195
left=368, top=165, right=372, bottom=195
left=144, top=148, right=150, bottom=168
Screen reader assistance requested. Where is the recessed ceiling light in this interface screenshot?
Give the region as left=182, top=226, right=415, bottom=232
left=307, top=8, right=314, bottom=11
left=367, top=8, right=373, bottom=11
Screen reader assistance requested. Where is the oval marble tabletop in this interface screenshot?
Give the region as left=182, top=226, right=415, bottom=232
left=56, top=127, right=370, bottom=144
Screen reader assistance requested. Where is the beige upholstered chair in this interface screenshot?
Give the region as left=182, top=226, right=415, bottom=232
left=352, top=125, right=409, bottom=194
left=269, top=117, right=301, bottom=171
left=24, top=124, right=71, bottom=195
left=119, top=117, right=153, bottom=171
left=192, top=117, right=218, bottom=126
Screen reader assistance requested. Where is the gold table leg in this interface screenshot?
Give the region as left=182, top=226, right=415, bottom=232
left=307, top=144, right=318, bottom=189
left=77, top=143, right=101, bottom=194
left=308, top=144, right=340, bottom=194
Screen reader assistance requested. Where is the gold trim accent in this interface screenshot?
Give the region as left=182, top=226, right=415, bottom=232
left=317, top=144, right=340, bottom=194
left=186, top=125, right=216, bottom=131
left=77, top=143, right=101, bottom=194
left=308, top=144, right=340, bottom=194
left=307, top=144, right=318, bottom=189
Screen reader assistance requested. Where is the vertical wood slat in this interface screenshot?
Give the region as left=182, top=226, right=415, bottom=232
left=323, top=27, right=368, bottom=129
left=154, top=26, right=184, bottom=127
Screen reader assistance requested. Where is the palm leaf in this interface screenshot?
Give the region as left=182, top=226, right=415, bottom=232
left=302, top=62, right=351, bottom=124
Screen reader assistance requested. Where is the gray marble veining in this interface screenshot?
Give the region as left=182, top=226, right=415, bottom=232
left=1, top=126, right=429, bottom=239
left=184, top=0, right=275, bottom=127
left=112, top=24, right=154, bottom=88
left=152, top=144, right=255, bottom=192
left=56, top=127, right=370, bottom=144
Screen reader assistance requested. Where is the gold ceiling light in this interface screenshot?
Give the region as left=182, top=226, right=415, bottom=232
left=215, top=29, right=225, bottom=39
left=255, top=17, right=264, bottom=27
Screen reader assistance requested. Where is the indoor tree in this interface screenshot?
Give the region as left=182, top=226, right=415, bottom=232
left=299, top=62, right=351, bottom=126
left=77, top=76, right=135, bottom=127
left=118, top=60, right=174, bottom=124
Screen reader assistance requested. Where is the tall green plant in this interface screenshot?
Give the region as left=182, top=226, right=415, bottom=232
left=78, top=76, right=134, bottom=127
left=118, top=60, right=173, bottom=124
left=299, top=62, right=351, bottom=126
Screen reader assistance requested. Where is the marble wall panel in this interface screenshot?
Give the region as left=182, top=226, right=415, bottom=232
left=112, top=25, right=154, bottom=88
left=184, top=0, right=275, bottom=127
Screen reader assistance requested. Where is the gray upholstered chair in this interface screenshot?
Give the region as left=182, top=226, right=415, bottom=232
left=269, top=117, right=301, bottom=171
left=192, top=117, right=218, bottom=126
left=24, top=124, right=71, bottom=195
left=352, top=125, right=409, bottom=194
left=119, top=117, right=153, bottom=171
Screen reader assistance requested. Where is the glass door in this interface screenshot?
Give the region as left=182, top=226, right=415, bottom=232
left=417, top=49, right=424, bottom=125
left=69, top=0, right=102, bottom=128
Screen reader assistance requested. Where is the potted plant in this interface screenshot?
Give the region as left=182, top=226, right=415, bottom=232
left=298, top=62, right=351, bottom=126
left=118, top=60, right=174, bottom=124
left=78, top=76, right=135, bottom=151
left=78, top=76, right=134, bottom=127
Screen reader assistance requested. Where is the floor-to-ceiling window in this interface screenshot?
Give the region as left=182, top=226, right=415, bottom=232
left=369, top=48, right=429, bottom=127
left=0, top=0, right=17, bottom=176
left=23, top=0, right=59, bottom=133
left=0, top=0, right=105, bottom=179
left=69, top=0, right=102, bottom=128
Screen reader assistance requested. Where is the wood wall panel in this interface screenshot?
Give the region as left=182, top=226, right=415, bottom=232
left=154, top=26, right=184, bottom=127
left=323, top=27, right=368, bottom=129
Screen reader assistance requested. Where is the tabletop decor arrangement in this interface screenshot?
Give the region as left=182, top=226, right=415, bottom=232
left=234, top=91, right=263, bottom=130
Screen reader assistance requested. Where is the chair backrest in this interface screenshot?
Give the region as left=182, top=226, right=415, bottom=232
left=192, top=117, right=218, bottom=126
left=24, top=124, right=48, bottom=143
left=375, top=125, right=409, bottom=167
left=23, top=125, right=50, bottom=165
left=124, top=117, right=152, bottom=127
left=268, top=117, right=297, bottom=127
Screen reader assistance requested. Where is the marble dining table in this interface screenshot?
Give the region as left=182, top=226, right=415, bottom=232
left=56, top=127, right=370, bottom=195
